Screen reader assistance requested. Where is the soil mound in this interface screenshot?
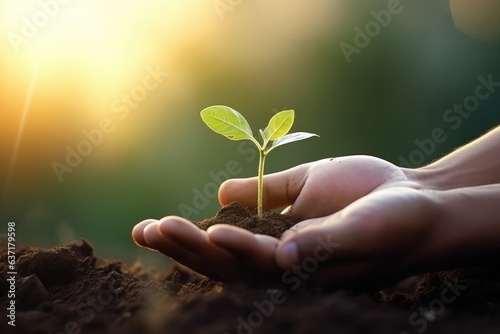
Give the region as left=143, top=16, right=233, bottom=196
left=195, top=201, right=300, bottom=237
left=1, top=240, right=500, bottom=334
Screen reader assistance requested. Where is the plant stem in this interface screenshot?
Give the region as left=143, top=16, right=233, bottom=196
left=257, top=150, right=266, bottom=218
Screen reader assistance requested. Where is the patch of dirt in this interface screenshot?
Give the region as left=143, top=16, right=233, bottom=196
left=195, top=201, right=300, bottom=238
left=1, top=203, right=500, bottom=333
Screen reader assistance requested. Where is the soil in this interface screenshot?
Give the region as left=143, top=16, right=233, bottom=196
left=1, top=203, right=500, bottom=334
left=194, top=201, right=301, bottom=237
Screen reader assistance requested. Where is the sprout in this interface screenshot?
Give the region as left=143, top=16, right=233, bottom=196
left=201, top=105, right=319, bottom=218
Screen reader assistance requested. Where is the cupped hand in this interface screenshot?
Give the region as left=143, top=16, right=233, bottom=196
left=133, top=155, right=425, bottom=284
left=215, top=155, right=447, bottom=287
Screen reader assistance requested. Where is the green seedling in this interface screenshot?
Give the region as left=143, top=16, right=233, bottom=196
left=200, top=105, right=319, bottom=218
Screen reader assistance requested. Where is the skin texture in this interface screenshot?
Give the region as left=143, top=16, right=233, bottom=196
left=132, top=126, right=500, bottom=287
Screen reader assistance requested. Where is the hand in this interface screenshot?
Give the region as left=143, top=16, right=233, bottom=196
left=132, top=127, right=500, bottom=286
left=217, top=155, right=446, bottom=287
left=221, top=155, right=500, bottom=288
left=132, top=155, right=419, bottom=283
left=275, top=186, right=444, bottom=288
left=132, top=217, right=282, bottom=282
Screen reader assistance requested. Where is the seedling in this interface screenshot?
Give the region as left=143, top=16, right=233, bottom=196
left=200, top=105, right=319, bottom=218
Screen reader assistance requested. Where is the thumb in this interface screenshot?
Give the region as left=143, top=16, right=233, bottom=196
left=218, top=162, right=311, bottom=211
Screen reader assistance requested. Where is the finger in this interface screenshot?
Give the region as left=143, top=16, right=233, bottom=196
left=218, top=162, right=311, bottom=210
left=275, top=212, right=373, bottom=269
left=132, top=219, right=158, bottom=248
left=158, top=218, right=234, bottom=264
left=280, top=206, right=291, bottom=215
left=158, top=218, right=278, bottom=282
left=207, top=224, right=280, bottom=269
left=136, top=217, right=279, bottom=282
left=280, top=216, right=330, bottom=239
left=157, top=217, right=241, bottom=279
left=142, top=221, right=220, bottom=278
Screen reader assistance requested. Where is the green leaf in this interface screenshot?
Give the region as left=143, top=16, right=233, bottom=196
left=266, top=132, right=319, bottom=154
left=259, top=129, right=266, bottom=142
left=200, top=106, right=254, bottom=141
left=262, top=110, right=295, bottom=143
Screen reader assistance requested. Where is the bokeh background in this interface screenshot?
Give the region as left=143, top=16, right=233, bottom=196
left=1, top=0, right=499, bottom=267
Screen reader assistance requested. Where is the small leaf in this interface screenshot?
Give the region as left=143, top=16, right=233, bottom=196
left=267, top=132, right=319, bottom=153
left=262, top=110, right=294, bottom=142
left=259, top=129, right=266, bottom=141
left=200, top=106, right=253, bottom=141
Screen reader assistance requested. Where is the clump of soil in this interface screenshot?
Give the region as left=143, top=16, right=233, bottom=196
left=195, top=201, right=300, bottom=238
left=2, top=240, right=500, bottom=334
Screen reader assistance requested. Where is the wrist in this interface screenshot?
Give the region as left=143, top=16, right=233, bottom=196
left=403, top=126, right=500, bottom=190
left=401, top=163, right=456, bottom=191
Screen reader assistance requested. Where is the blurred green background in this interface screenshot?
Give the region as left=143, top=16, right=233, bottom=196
left=1, top=0, right=499, bottom=267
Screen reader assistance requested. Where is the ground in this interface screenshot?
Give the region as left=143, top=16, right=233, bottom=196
left=1, top=238, right=500, bottom=334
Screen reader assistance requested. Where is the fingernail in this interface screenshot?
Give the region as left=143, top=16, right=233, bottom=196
left=281, top=242, right=299, bottom=265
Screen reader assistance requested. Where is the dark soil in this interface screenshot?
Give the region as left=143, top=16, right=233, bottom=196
left=1, top=204, right=500, bottom=334
left=194, top=201, right=300, bottom=238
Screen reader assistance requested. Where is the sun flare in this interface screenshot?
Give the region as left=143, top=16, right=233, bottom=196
left=0, top=0, right=211, bottom=168
left=0, top=0, right=205, bottom=118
